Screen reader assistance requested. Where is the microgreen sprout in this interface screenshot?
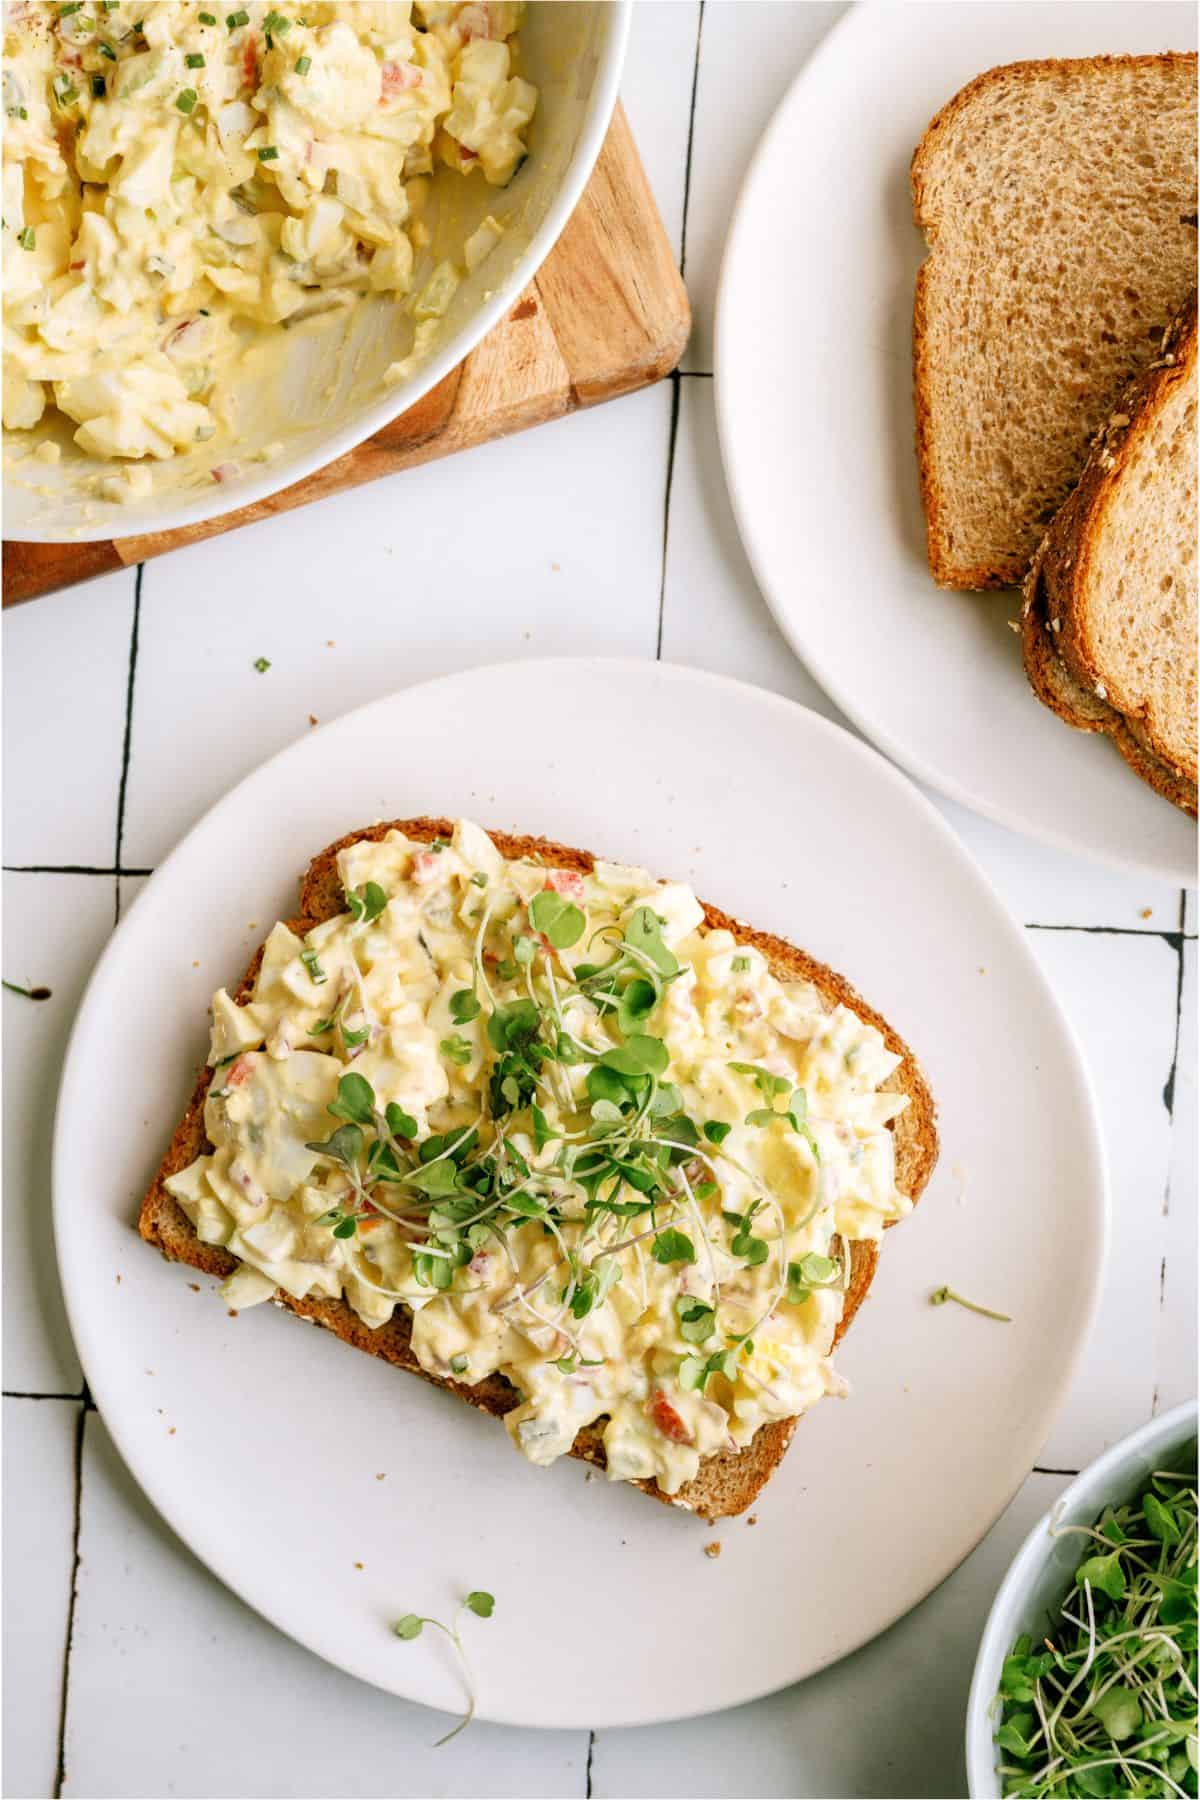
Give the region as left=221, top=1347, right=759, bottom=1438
left=994, top=1459, right=1197, bottom=1797
left=931, top=1284, right=1012, bottom=1323
left=2, top=979, right=51, bottom=1000
left=393, top=1590, right=496, bottom=1746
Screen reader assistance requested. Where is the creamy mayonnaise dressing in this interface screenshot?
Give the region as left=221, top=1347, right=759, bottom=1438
left=166, top=820, right=914, bottom=1497
left=3, top=1, right=534, bottom=489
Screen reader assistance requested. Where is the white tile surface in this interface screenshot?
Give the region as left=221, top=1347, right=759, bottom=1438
left=3, top=568, right=135, bottom=870
left=61, top=1414, right=588, bottom=1800
left=661, top=378, right=842, bottom=718
left=621, top=1, right=701, bottom=266
left=591, top=1471, right=1070, bottom=1799
left=3, top=873, right=117, bottom=1394
left=2, top=5, right=1195, bottom=1796
left=120, top=383, right=672, bottom=867
left=1025, top=929, right=1178, bottom=1469
left=3, top=1397, right=80, bottom=1800
left=682, top=2, right=850, bottom=370
left=1157, top=941, right=1197, bottom=1415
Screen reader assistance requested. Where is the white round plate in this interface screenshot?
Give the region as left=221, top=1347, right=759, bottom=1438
left=715, top=0, right=1197, bottom=884
left=54, top=660, right=1107, bottom=1730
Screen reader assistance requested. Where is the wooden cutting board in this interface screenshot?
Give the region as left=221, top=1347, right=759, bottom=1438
left=3, top=104, right=688, bottom=607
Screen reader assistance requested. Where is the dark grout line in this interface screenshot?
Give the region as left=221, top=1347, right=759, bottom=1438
left=678, top=2, right=705, bottom=280
left=1026, top=922, right=1194, bottom=946
left=112, top=564, right=144, bottom=927
left=681, top=369, right=713, bottom=378
left=655, top=374, right=684, bottom=660
left=1162, top=923, right=1187, bottom=1119
left=2, top=864, right=154, bottom=877
left=1033, top=1465, right=1081, bottom=1478
left=653, top=5, right=706, bottom=662
left=2, top=1390, right=87, bottom=1402
left=54, top=1400, right=88, bottom=1800
left=585, top=1728, right=595, bottom=1798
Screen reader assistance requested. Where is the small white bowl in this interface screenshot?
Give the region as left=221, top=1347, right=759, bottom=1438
left=6, top=0, right=631, bottom=543
left=966, top=1401, right=1198, bottom=1797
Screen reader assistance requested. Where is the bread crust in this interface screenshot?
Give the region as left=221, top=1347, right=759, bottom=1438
left=1020, top=297, right=1199, bottom=813
left=911, top=53, right=1199, bottom=591
left=139, top=821, right=938, bottom=1521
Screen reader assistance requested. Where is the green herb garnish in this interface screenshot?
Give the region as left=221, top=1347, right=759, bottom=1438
left=345, top=881, right=387, bottom=925
left=16, top=227, right=35, bottom=251
left=175, top=88, right=197, bottom=112
left=252, top=655, right=270, bottom=672
left=186, top=51, right=205, bottom=67
left=2, top=979, right=51, bottom=999
left=293, top=52, right=311, bottom=74
left=393, top=1591, right=496, bottom=1746
left=994, top=1460, right=1197, bottom=1797
left=931, top=1284, right=1011, bottom=1323
left=257, top=145, right=279, bottom=162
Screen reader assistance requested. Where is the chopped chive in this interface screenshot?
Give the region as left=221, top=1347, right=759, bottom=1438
left=58, top=2, right=82, bottom=14
left=98, top=40, right=116, bottom=56
left=226, top=8, right=248, bottom=26
left=186, top=51, right=205, bottom=67
left=17, top=227, right=35, bottom=250
left=293, top=53, right=310, bottom=74
left=257, top=145, right=279, bottom=161
left=198, top=8, right=216, bottom=18
left=175, top=88, right=197, bottom=112
left=253, top=656, right=271, bottom=673
left=91, top=73, right=106, bottom=94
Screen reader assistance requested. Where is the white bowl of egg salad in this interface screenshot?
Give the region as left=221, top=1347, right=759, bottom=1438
left=2, top=0, right=630, bottom=540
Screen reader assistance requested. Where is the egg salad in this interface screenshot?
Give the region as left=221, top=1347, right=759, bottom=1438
left=2, top=2, right=535, bottom=472
left=165, top=821, right=914, bottom=1498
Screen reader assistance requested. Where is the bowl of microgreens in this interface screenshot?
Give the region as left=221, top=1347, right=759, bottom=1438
left=966, top=1401, right=1197, bottom=1799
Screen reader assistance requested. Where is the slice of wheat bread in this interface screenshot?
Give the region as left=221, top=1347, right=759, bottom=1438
left=1020, top=298, right=1199, bottom=815
left=140, top=820, right=938, bottom=1522
left=1038, top=295, right=1197, bottom=784
left=912, top=53, right=1198, bottom=590
left=1021, top=561, right=1198, bottom=816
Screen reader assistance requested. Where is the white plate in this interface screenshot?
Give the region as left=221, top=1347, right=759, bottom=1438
left=54, top=660, right=1107, bottom=1730
left=715, top=0, right=1197, bottom=884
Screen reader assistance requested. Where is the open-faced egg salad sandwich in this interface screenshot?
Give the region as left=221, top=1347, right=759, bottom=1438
left=141, top=818, right=938, bottom=1519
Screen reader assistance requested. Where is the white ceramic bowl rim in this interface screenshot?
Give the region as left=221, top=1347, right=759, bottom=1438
left=966, top=1400, right=1199, bottom=1797
left=7, top=1, right=632, bottom=543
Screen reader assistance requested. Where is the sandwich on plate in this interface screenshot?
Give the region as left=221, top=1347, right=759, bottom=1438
left=141, top=818, right=937, bottom=1520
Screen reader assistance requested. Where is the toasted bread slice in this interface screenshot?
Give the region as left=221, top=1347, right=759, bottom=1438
left=1021, top=297, right=1199, bottom=814
left=912, top=54, right=1197, bottom=590
left=139, top=821, right=938, bottom=1522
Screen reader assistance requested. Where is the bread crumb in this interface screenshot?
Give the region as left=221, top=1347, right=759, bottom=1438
left=703, top=1541, right=722, bottom=1559
left=375, top=1473, right=386, bottom=1481
left=1006, top=618, right=1020, bottom=633
left=1140, top=908, right=1153, bottom=920
left=354, top=1561, right=364, bottom=1570
left=309, top=715, right=319, bottom=727
left=188, top=1282, right=200, bottom=1292
left=326, top=639, right=336, bottom=647
left=1109, top=413, right=1130, bottom=427
left=115, top=1274, right=121, bottom=1284
left=1094, top=683, right=1107, bottom=700
left=1050, top=617, right=1061, bottom=634
left=746, top=1515, right=758, bottom=1527
left=168, top=1427, right=176, bottom=1436
left=551, top=562, right=561, bottom=572
left=192, top=960, right=200, bottom=968
left=227, top=1308, right=239, bottom=1318
left=978, top=966, right=986, bottom=975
